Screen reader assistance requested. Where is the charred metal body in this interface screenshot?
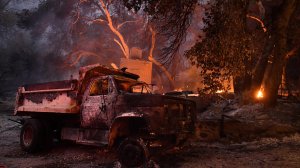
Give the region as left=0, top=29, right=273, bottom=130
left=14, top=64, right=196, bottom=167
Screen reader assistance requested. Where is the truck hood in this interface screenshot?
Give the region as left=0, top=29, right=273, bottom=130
left=120, top=93, right=195, bottom=107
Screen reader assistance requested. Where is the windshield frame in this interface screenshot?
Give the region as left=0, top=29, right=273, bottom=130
left=112, top=75, right=152, bottom=94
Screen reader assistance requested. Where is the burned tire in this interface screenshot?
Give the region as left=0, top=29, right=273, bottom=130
left=118, top=138, right=149, bottom=167
left=20, top=119, right=43, bottom=153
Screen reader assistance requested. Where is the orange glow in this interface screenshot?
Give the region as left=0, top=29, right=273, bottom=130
left=110, top=63, right=118, bottom=69
left=246, top=14, right=267, bottom=32
left=256, top=89, right=264, bottom=99
left=216, top=90, right=224, bottom=94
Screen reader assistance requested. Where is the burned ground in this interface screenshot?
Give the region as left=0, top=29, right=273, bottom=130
left=1, top=99, right=300, bottom=168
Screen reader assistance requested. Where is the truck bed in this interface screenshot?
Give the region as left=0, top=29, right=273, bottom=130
left=14, top=80, right=80, bottom=115
left=24, top=80, right=77, bottom=91
left=14, top=64, right=141, bottom=116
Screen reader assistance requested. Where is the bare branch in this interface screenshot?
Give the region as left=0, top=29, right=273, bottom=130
left=146, top=26, right=174, bottom=87
left=148, top=56, right=175, bottom=88
left=113, top=38, right=126, bottom=56
left=99, top=0, right=130, bottom=58
left=285, top=45, right=300, bottom=59
left=149, top=0, right=197, bottom=67
left=148, top=26, right=156, bottom=58
left=92, top=18, right=107, bottom=24
left=117, top=20, right=138, bottom=29
left=91, top=0, right=106, bottom=17
left=65, top=50, right=101, bottom=67
left=72, top=10, right=81, bottom=25
left=246, top=14, right=267, bottom=32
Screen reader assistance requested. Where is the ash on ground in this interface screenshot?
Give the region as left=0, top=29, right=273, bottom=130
left=1, top=97, right=300, bottom=168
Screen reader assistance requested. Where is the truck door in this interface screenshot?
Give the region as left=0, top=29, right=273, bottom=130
left=81, top=77, right=116, bottom=129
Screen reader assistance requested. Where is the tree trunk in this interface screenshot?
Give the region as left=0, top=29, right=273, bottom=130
left=251, top=34, right=274, bottom=93
left=263, top=0, right=297, bottom=107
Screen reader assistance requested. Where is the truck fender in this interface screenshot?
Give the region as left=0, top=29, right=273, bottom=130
left=108, top=112, right=148, bottom=147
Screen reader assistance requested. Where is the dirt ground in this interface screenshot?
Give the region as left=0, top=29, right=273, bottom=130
left=1, top=99, right=300, bottom=168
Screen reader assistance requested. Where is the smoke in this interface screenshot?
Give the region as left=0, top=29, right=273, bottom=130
left=0, top=0, right=73, bottom=97
left=174, top=66, right=204, bottom=91
left=6, top=0, right=39, bottom=11
left=0, top=0, right=153, bottom=96
left=0, top=0, right=209, bottom=98
left=170, top=4, right=205, bottom=92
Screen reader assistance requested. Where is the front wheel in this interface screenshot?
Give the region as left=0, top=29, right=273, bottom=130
left=20, top=119, right=43, bottom=153
left=118, top=138, right=149, bottom=167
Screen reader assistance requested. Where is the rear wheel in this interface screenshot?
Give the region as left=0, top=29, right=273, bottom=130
left=20, top=119, right=43, bottom=153
left=118, top=138, right=149, bottom=167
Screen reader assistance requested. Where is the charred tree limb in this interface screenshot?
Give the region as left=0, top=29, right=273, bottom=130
left=65, top=50, right=101, bottom=67
left=122, top=0, right=198, bottom=66
left=117, top=20, right=138, bottom=29
left=246, top=14, right=267, bottom=32
left=99, top=0, right=130, bottom=59
left=148, top=26, right=175, bottom=88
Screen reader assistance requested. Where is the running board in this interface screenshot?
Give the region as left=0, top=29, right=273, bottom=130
left=61, top=127, right=109, bottom=146
left=76, top=140, right=108, bottom=147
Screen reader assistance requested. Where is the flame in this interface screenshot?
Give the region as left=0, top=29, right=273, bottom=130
left=256, top=89, right=264, bottom=99
left=174, top=88, right=183, bottom=92
left=216, top=90, right=224, bottom=93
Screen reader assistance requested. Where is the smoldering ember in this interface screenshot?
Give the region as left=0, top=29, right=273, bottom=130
left=0, top=0, right=300, bottom=167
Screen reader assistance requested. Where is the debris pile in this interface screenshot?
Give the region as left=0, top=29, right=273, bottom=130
left=195, top=99, right=300, bottom=142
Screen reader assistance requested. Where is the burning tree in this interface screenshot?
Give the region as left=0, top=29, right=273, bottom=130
left=123, top=0, right=197, bottom=66
left=185, top=0, right=299, bottom=106
left=254, top=0, right=299, bottom=106
left=185, top=0, right=265, bottom=95
left=10, top=0, right=300, bottom=106
left=126, top=0, right=299, bottom=106
left=67, top=0, right=175, bottom=88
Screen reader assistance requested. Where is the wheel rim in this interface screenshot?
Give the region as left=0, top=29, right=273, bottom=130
left=119, top=140, right=147, bottom=167
left=23, top=125, right=33, bottom=147
left=123, top=144, right=143, bottom=161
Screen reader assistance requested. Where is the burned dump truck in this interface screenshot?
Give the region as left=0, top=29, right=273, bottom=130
left=14, top=64, right=196, bottom=167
